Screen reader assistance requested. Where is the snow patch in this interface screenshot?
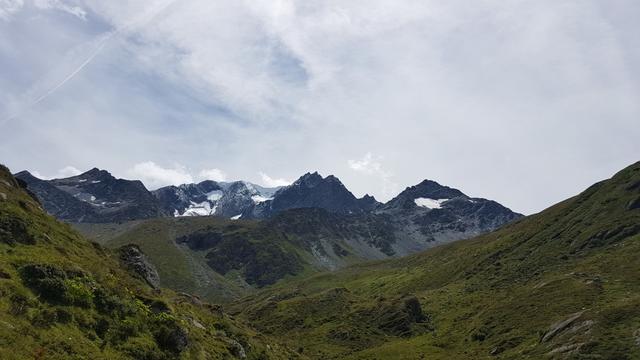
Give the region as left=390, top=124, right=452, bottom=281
left=178, top=201, right=215, bottom=217
left=206, top=190, right=223, bottom=201
left=230, top=214, right=242, bottom=220
left=251, top=195, right=272, bottom=204
left=414, top=198, right=449, bottom=209
left=91, top=180, right=101, bottom=184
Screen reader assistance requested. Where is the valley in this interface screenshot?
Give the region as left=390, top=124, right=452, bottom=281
left=2, top=162, right=639, bottom=359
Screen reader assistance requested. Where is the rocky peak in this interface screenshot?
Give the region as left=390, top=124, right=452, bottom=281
left=16, top=168, right=164, bottom=223
left=252, top=172, right=373, bottom=218
left=293, top=172, right=324, bottom=187
left=408, top=180, right=466, bottom=199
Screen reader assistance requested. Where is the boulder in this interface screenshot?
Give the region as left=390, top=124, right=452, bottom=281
left=541, top=312, right=584, bottom=343
left=118, top=245, right=160, bottom=289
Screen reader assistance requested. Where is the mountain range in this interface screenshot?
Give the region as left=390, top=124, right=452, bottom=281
left=1, top=161, right=639, bottom=359
left=15, top=167, right=522, bottom=300
left=15, top=168, right=521, bottom=223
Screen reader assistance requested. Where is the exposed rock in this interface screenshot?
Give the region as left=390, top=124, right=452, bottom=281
left=156, top=325, right=188, bottom=353
left=547, top=343, right=584, bottom=355
left=253, top=172, right=379, bottom=218
left=0, top=192, right=6, bottom=201
left=634, top=329, right=640, bottom=346
left=541, top=311, right=584, bottom=343
left=118, top=245, right=160, bottom=289
left=227, top=339, right=247, bottom=359
left=15, top=169, right=165, bottom=223
left=191, top=318, right=206, bottom=330
left=627, top=196, right=640, bottom=210
left=403, top=296, right=426, bottom=323
left=177, top=292, right=204, bottom=307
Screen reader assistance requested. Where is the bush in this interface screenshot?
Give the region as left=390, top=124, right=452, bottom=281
left=0, top=216, right=36, bottom=245
left=19, top=264, right=68, bottom=303
left=32, top=307, right=73, bottom=327
left=9, top=290, right=35, bottom=315
left=117, top=336, right=166, bottom=360
left=63, top=278, right=95, bottom=307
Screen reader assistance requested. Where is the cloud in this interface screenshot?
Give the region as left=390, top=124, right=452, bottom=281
left=259, top=172, right=291, bottom=187
left=1, top=1, right=640, bottom=214
left=198, top=168, right=227, bottom=182
left=31, top=165, right=82, bottom=180
left=128, top=161, right=193, bottom=189
left=33, top=0, right=87, bottom=20
left=349, top=152, right=384, bottom=175
left=0, top=0, right=24, bottom=21
left=348, top=153, right=398, bottom=199
left=56, top=165, right=82, bottom=178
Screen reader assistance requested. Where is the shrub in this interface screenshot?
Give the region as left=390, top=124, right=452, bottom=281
left=63, top=278, right=95, bottom=307
left=19, top=264, right=68, bottom=303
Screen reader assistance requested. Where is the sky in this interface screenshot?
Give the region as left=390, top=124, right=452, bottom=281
left=1, top=0, right=639, bottom=215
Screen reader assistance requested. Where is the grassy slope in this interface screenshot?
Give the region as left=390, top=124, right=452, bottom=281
left=79, top=217, right=314, bottom=302
left=76, top=215, right=371, bottom=303
left=0, top=165, right=302, bottom=360
left=231, top=162, right=640, bottom=359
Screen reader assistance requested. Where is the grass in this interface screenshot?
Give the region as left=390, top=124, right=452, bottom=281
left=0, top=164, right=303, bottom=359
left=229, top=161, right=640, bottom=359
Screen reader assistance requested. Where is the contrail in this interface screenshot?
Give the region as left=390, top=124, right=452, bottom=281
left=30, top=33, right=113, bottom=107
left=1, top=0, right=179, bottom=125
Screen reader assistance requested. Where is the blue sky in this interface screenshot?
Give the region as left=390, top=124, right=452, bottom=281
left=1, top=0, right=639, bottom=214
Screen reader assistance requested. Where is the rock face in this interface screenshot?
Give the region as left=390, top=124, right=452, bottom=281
left=118, top=244, right=160, bottom=289
left=252, top=172, right=381, bottom=218
left=153, top=180, right=279, bottom=219
left=153, top=180, right=223, bottom=216
left=373, top=179, right=522, bottom=253
left=15, top=169, right=165, bottom=223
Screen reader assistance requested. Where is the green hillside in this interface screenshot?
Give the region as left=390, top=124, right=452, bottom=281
left=73, top=210, right=398, bottom=303
left=231, top=162, right=640, bottom=359
left=0, top=164, right=302, bottom=360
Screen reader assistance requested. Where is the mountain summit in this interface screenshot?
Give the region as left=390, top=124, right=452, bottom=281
left=252, top=172, right=381, bottom=218
left=15, top=168, right=164, bottom=223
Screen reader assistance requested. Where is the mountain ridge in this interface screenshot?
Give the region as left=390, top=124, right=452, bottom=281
left=16, top=168, right=522, bottom=223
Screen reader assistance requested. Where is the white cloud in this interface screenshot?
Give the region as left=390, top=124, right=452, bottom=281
left=259, top=172, right=291, bottom=187
left=33, top=0, right=87, bottom=20
left=128, top=161, right=194, bottom=189
left=2, top=1, right=640, bottom=213
left=0, top=0, right=24, bottom=20
left=32, top=165, right=82, bottom=179
left=198, top=168, right=227, bottom=182
left=56, top=165, right=82, bottom=178
left=348, top=153, right=398, bottom=199
left=349, top=152, right=384, bottom=175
